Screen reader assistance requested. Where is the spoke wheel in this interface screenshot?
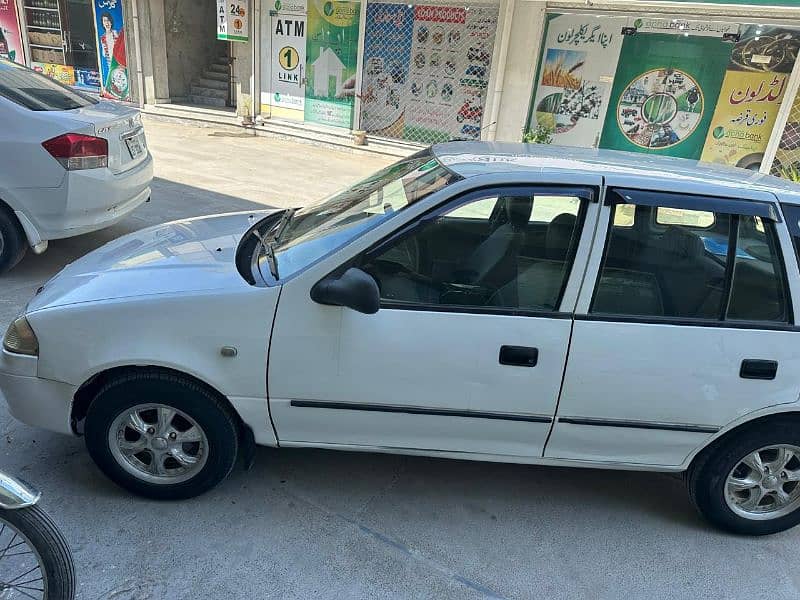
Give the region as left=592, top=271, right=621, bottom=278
left=725, top=444, right=800, bottom=520
left=0, top=518, right=46, bottom=600
left=108, top=403, right=209, bottom=485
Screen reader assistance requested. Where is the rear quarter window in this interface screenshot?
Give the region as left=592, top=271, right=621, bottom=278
left=0, top=58, right=97, bottom=111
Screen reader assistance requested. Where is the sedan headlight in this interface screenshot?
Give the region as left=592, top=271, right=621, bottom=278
left=3, top=317, right=39, bottom=356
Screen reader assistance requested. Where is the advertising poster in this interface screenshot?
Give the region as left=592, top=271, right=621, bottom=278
left=32, top=62, right=76, bottom=86
left=531, top=13, right=626, bottom=148
left=403, top=5, right=496, bottom=143
left=0, top=0, right=23, bottom=64
left=700, top=25, right=800, bottom=169
left=74, top=68, right=101, bottom=91
left=360, top=2, right=413, bottom=136
left=262, top=1, right=307, bottom=120
left=599, top=33, right=731, bottom=159
left=217, top=0, right=249, bottom=42
left=304, top=0, right=361, bottom=128
left=93, top=0, right=131, bottom=101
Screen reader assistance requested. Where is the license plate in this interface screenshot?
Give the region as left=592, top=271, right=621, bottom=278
left=124, top=131, right=146, bottom=159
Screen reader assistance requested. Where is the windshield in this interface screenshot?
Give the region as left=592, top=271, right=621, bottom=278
left=0, top=58, right=98, bottom=111
left=258, top=150, right=460, bottom=281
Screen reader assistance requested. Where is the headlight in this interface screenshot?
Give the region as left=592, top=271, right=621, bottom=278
left=3, top=317, right=39, bottom=356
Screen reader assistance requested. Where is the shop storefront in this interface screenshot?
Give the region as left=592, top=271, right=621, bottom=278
left=0, top=0, right=132, bottom=100
left=527, top=8, right=800, bottom=171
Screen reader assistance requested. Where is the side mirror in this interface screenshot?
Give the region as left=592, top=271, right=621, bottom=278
left=310, top=267, right=380, bottom=314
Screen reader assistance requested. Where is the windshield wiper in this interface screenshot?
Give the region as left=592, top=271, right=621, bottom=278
left=271, top=208, right=296, bottom=243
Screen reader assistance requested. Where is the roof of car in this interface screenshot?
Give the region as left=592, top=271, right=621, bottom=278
left=432, top=142, right=800, bottom=205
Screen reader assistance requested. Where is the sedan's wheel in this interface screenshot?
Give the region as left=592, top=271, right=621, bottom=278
left=0, top=209, right=27, bottom=275
left=85, top=371, right=239, bottom=500
left=688, top=421, right=800, bottom=535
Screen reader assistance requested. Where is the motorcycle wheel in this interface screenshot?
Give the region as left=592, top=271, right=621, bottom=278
left=0, top=505, right=75, bottom=599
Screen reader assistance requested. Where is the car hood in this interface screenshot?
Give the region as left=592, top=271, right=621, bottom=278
left=28, top=210, right=275, bottom=312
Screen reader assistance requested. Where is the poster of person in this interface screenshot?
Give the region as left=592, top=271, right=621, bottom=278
left=531, top=14, right=626, bottom=148
left=700, top=25, right=800, bottom=170
left=93, top=0, right=131, bottom=101
left=0, top=0, right=24, bottom=64
left=361, top=2, right=413, bottom=136
left=600, top=33, right=731, bottom=159
left=262, top=3, right=307, bottom=120
left=304, top=0, right=361, bottom=128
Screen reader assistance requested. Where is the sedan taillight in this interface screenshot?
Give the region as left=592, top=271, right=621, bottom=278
left=42, top=133, right=108, bottom=170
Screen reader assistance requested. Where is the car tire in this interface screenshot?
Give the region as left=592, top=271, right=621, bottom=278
left=0, top=208, right=27, bottom=275
left=688, top=419, right=800, bottom=535
left=84, top=371, right=240, bottom=500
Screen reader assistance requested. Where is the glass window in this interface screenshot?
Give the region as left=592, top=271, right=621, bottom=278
left=656, top=207, right=715, bottom=228
left=361, top=191, right=585, bottom=312
left=0, top=58, right=97, bottom=111
left=613, top=204, right=635, bottom=227
left=591, top=202, right=790, bottom=324
left=264, top=152, right=461, bottom=280
left=727, top=216, right=788, bottom=322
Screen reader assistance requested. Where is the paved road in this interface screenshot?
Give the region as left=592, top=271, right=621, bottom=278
left=2, top=119, right=799, bottom=599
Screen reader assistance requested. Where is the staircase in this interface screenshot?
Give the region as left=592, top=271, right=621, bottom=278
left=189, top=56, right=230, bottom=108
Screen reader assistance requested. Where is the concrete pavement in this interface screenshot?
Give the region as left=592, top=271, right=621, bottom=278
left=2, top=118, right=799, bottom=599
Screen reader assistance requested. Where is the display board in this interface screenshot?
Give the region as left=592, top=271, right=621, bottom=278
left=599, top=33, right=731, bottom=159
left=304, top=0, right=361, bottom=128
left=217, top=0, right=249, bottom=42
left=93, top=0, right=131, bottom=101
left=531, top=13, right=626, bottom=148
left=263, top=2, right=307, bottom=120
left=700, top=25, right=800, bottom=169
left=0, top=0, right=23, bottom=64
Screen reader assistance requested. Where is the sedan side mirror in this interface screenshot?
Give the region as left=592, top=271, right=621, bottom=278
left=310, top=267, right=380, bottom=314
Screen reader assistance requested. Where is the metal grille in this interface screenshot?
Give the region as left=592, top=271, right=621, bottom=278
left=357, top=0, right=499, bottom=145
left=771, top=90, right=800, bottom=181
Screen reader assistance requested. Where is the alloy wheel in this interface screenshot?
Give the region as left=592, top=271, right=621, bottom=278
left=725, top=444, right=800, bottom=520
left=108, top=404, right=209, bottom=485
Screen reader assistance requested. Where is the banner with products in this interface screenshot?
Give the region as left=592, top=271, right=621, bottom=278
left=0, top=0, right=24, bottom=64
left=304, top=0, right=361, bottom=128
left=264, top=2, right=307, bottom=120
left=531, top=13, right=626, bottom=148
left=32, top=62, right=75, bottom=86
left=93, top=0, right=131, bottom=101
left=403, top=5, right=497, bottom=143
left=600, top=33, right=731, bottom=159
left=360, top=2, right=413, bottom=136
left=700, top=25, right=800, bottom=169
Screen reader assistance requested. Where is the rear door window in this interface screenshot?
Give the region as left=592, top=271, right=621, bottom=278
left=0, top=58, right=97, bottom=111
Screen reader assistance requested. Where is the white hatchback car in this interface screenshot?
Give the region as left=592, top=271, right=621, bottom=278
left=3, top=144, right=800, bottom=535
left=0, top=58, right=152, bottom=273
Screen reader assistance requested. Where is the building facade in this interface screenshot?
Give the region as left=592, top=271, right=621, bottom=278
left=3, top=0, right=800, bottom=176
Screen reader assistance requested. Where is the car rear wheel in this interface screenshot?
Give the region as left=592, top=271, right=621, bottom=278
left=84, top=371, right=239, bottom=500
left=0, top=208, right=27, bottom=275
left=688, top=420, right=800, bottom=535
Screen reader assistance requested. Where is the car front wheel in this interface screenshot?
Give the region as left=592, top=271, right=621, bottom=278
left=0, top=208, right=27, bottom=275
left=84, top=371, right=239, bottom=500
left=688, top=421, right=800, bottom=535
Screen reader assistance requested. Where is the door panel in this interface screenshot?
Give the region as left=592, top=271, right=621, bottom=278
left=268, top=184, right=595, bottom=456
left=547, top=193, right=800, bottom=467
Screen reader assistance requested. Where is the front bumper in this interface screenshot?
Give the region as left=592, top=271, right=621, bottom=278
left=0, top=350, right=75, bottom=436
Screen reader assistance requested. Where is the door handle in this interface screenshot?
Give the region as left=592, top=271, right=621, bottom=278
left=740, top=359, right=778, bottom=380
left=499, top=345, right=538, bottom=367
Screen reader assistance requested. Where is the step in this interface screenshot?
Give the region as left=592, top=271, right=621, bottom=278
left=193, top=77, right=229, bottom=91
left=203, top=69, right=229, bottom=82
left=207, top=63, right=229, bottom=74
left=190, top=85, right=229, bottom=100
left=189, top=95, right=228, bottom=108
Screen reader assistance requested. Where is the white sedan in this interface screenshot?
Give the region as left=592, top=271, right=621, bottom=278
left=0, top=58, right=152, bottom=273
left=4, top=144, right=800, bottom=536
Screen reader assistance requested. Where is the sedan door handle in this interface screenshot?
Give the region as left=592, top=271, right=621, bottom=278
left=740, top=359, right=778, bottom=380
left=499, top=345, right=538, bottom=367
